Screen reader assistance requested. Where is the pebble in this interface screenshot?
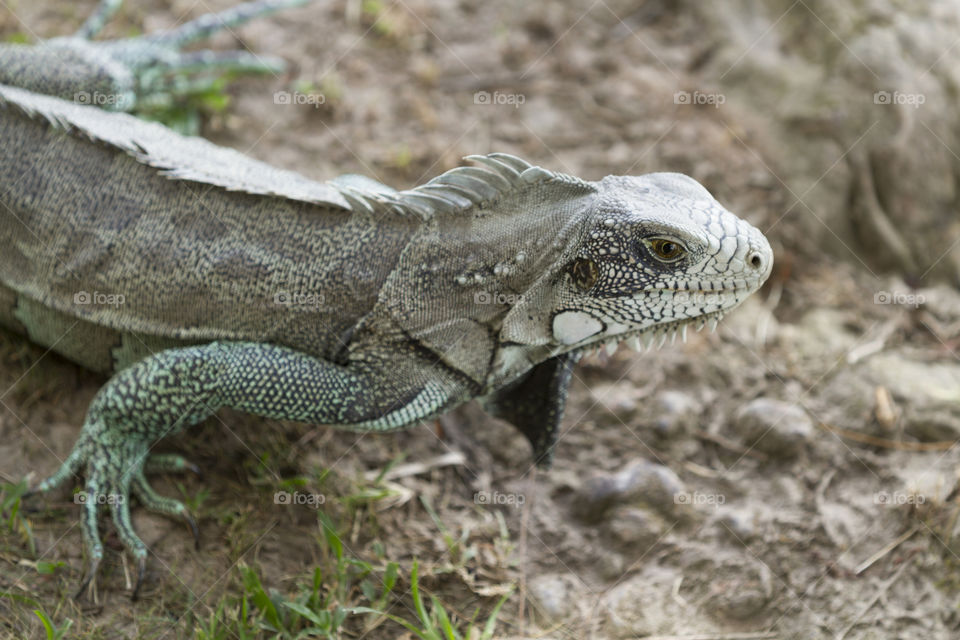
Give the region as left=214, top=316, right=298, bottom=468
left=527, top=573, right=578, bottom=622
left=608, top=506, right=667, bottom=549
left=603, top=577, right=654, bottom=637
left=650, top=390, right=701, bottom=438
left=861, top=353, right=960, bottom=441
left=572, top=460, right=688, bottom=523
left=734, top=398, right=814, bottom=457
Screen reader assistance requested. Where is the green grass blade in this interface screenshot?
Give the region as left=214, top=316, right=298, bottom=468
left=480, top=589, right=514, bottom=640
left=239, top=565, right=283, bottom=630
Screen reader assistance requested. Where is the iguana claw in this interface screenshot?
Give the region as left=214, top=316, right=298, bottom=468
left=132, top=556, right=147, bottom=601
left=184, top=512, right=201, bottom=550
left=75, top=555, right=101, bottom=600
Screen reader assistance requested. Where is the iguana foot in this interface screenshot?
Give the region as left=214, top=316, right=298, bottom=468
left=34, top=430, right=201, bottom=599
left=35, top=433, right=147, bottom=600
left=35, top=0, right=309, bottom=112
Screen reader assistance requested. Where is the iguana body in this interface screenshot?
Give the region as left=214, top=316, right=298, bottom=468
left=0, top=1, right=773, bottom=598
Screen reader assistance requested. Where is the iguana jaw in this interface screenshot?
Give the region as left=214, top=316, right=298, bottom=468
left=549, top=268, right=768, bottom=352
left=561, top=308, right=727, bottom=359
left=488, top=303, right=734, bottom=394
left=550, top=279, right=759, bottom=359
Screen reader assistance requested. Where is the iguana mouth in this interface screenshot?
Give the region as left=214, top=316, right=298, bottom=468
left=568, top=309, right=727, bottom=359
left=643, top=283, right=761, bottom=295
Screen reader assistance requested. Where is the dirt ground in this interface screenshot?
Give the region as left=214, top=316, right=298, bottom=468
left=2, top=0, right=960, bottom=638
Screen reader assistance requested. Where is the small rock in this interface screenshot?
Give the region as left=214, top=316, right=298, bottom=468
left=894, top=461, right=958, bottom=506
left=589, top=382, right=639, bottom=415
left=596, top=551, right=627, bottom=582
left=608, top=506, right=666, bottom=549
left=650, top=390, right=701, bottom=438
left=713, top=507, right=756, bottom=541
left=572, top=460, right=688, bottom=523
left=918, top=283, right=960, bottom=324
left=863, top=353, right=960, bottom=405
left=777, top=308, right=860, bottom=361
left=709, top=581, right=771, bottom=620
left=527, top=573, right=578, bottom=623
left=602, top=569, right=719, bottom=637
left=697, top=559, right=773, bottom=621
left=734, top=398, right=814, bottom=457
left=603, top=577, right=654, bottom=637
left=860, top=353, right=960, bottom=441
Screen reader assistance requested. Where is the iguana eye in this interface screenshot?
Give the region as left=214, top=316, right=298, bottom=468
left=570, top=257, right=598, bottom=291
left=647, top=238, right=686, bottom=262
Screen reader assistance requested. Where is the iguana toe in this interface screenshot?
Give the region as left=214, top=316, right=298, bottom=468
left=143, top=453, right=201, bottom=477
left=131, top=470, right=201, bottom=548
left=133, top=555, right=147, bottom=601
left=107, top=478, right=149, bottom=599
left=76, top=483, right=105, bottom=600
left=75, top=554, right=101, bottom=600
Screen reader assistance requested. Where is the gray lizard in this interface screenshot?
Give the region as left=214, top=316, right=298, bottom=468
left=0, top=0, right=773, bottom=598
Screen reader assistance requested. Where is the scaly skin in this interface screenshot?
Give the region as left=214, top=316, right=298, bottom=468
left=1, top=1, right=774, bottom=599
left=39, top=341, right=461, bottom=598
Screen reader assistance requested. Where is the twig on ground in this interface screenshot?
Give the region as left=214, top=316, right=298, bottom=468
left=855, top=525, right=919, bottom=575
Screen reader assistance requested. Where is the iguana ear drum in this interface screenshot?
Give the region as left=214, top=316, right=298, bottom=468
left=570, top=257, right=598, bottom=291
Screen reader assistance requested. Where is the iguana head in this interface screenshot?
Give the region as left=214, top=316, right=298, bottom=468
left=546, top=173, right=771, bottom=353
left=499, top=171, right=772, bottom=361
left=359, top=153, right=771, bottom=388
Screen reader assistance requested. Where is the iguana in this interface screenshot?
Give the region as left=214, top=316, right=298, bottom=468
left=0, top=0, right=773, bottom=599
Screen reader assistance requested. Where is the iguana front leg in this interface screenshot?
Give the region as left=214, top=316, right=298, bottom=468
left=33, top=341, right=466, bottom=600
left=0, top=0, right=308, bottom=114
